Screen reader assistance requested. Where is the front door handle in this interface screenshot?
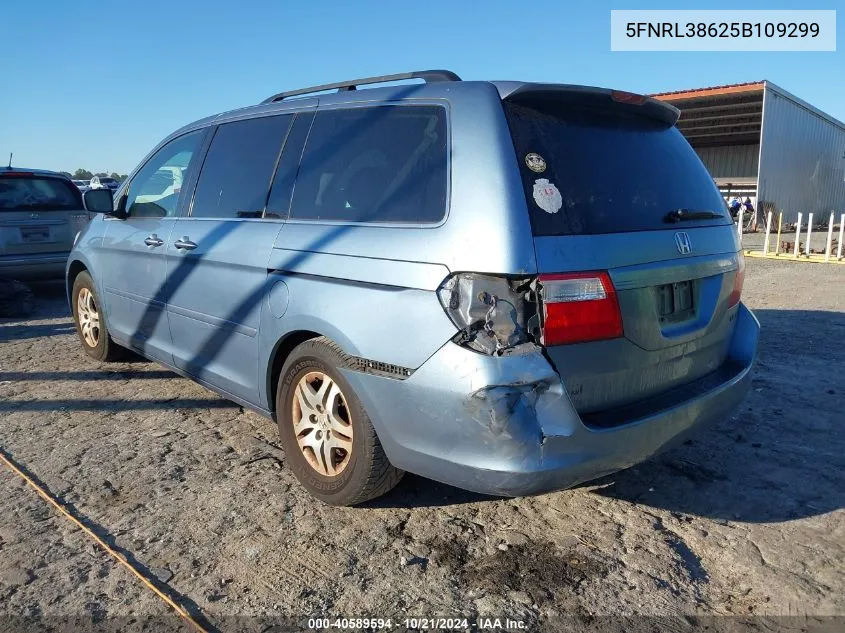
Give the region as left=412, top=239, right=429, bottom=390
left=144, top=234, right=164, bottom=247
left=173, top=237, right=197, bottom=250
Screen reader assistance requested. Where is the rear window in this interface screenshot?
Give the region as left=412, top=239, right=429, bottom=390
left=504, top=99, right=731, bottom=235
left=289, top=105, right=447, bottom=224
left=0, top=176, right=83, bottom=211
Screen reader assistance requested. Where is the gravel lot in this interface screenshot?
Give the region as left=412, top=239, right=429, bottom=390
left=1, top=257, right=843, bottom=632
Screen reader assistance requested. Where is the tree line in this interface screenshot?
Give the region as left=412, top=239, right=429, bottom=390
left=60, top=169, right=129, bottom=181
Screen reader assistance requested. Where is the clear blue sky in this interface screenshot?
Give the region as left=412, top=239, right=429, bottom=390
left=1, top=0, right=841, bottom=175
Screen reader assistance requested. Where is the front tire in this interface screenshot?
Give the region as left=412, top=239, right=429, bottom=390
left=276, top=337, right=403, bottom=506
left=71, top=271, right=124, bottom=362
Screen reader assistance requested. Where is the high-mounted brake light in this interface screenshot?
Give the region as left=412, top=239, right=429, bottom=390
left=539, top=272, right=623, bottom=346
left=727, top=255, right=745, bottom=308
left=0, top=171, right=35, bottom=178
left=610, top=90, right=647, bottom=105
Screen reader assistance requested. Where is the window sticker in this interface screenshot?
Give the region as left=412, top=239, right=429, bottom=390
left=533, top=178, right=562, bottom=214
left=524, top=152, right=547, bottom=173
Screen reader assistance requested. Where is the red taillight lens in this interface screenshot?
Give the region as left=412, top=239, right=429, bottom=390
left=539, top=272, right=623, bottom=346
left=727, top=256, right=745, bottom=308
left=0, top=171, right=35, bottom=178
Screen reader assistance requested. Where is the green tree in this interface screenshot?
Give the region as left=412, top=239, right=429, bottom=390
left=72, top=168, right=93, bottom=179
left=94, top=172, right=108, bottom=177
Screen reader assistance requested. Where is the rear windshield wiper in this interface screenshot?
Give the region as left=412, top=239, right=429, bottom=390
left=664, top=209, right=725, bottom=223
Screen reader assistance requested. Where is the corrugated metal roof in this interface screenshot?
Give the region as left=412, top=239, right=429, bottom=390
left=651, top=81, right=765, bottom=101
left=765, top=81, right=845, bottom=132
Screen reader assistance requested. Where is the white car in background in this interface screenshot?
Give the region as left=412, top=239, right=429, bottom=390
left=72, top=179, right=90, bottom=193
left=89, top=175, right=120, bottom=192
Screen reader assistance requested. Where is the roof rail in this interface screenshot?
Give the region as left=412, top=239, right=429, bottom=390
left=260, top=69, right=461, bottom=104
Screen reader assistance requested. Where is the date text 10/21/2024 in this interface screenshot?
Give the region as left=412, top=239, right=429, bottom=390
left=307, top=617, right=527, bottom=630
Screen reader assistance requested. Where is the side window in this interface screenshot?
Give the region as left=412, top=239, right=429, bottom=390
left=191, top=115, right=293, bottom=219
left=125, top=130, right=205, bottom=218
left=265, top=112, right=314, bottom=219
left=289, top=106, right=447, bottom=224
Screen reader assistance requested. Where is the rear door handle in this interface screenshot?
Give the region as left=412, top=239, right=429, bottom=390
left=173, top=237, right=197, bottom=250
left=144, top=234, right=164, bottom=247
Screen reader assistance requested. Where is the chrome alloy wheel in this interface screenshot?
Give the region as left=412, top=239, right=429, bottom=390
left=77, top=287, right=100, bottom=348
left=291, top=371, right=354, bottom=476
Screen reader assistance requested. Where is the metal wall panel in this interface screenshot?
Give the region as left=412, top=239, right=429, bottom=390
left=695, top=144, right=760, bottom=179
left=757, top=84, right=845, bottom=224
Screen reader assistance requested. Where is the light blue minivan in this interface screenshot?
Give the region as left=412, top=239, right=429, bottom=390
left=68, top=71, right=759, bottom=505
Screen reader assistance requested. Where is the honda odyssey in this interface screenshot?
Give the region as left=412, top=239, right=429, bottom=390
left=67, top=70, right=759, bottom=506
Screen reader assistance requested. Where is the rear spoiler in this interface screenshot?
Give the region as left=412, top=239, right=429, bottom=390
left=494, top=82, right=681, bottom=126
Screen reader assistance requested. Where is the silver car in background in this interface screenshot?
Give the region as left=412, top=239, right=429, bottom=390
left=1, top=167, right=91, bottom=280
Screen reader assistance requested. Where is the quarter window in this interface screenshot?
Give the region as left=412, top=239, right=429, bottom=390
left=191, top=115, right=293, bottom=219
left=289, top=106, right=447, bottom=224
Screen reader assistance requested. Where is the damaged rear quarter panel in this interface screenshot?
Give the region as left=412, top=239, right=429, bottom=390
left=343, top=339, right=583, bottom=473
left=467, top=366, right=581, bottom=446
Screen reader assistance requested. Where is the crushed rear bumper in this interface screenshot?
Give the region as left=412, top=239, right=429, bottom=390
left=342, top=303, right=759, bottom=497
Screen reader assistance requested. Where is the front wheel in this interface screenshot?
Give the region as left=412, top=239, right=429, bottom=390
left=276, top=337, right=404, bottom=506
left=71, top=271, right=124, bottom=362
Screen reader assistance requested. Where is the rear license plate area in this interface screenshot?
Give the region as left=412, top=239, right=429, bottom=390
left=657, top=280, right=695, bottom=322
left=21, top=226, right=50, bottom=242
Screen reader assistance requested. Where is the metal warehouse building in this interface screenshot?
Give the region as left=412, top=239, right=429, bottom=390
left=652, top=81, right=845, bottom=225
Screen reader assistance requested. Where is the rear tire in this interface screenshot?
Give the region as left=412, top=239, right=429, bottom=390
left=72, top=271, right=124, bottom=362
left=276, top=337, right=404, bottom=506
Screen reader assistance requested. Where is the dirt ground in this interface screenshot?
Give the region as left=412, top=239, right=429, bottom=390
left=1, top=257, right=843, bottom=632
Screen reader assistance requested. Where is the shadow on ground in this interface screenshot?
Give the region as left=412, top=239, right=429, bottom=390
left=1, top=280, right=70, bottom=340
left=0, top=321, right=75, bottom=340
left=592, top=308, right=845, bottom=524
left=366, top=473, right=502, bottom=509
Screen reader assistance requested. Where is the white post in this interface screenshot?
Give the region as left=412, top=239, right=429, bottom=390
left=763, top=211, right=773, bottom=255
left=805, top=213, right=814, bottom=256
left=838, top=213, right=844, bottom=260
left=737, top=206, right=745, bottom=245
left=825, top=212, right=835, bottom=262
left=794, top=212, right=802, bottom=258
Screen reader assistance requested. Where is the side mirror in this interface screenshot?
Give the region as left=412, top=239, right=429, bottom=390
left=84, top=188, right=122, bottom=217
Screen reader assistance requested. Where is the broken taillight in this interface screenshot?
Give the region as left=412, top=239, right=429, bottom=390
left=437, top=273, right=537, bottom=355
left=727, top=255, right=745, bottom=308
left=539, top=272, right=623, bottom=346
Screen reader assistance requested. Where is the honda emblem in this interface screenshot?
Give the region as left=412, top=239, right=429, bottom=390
left=675, top=232, right=692, bottom=254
